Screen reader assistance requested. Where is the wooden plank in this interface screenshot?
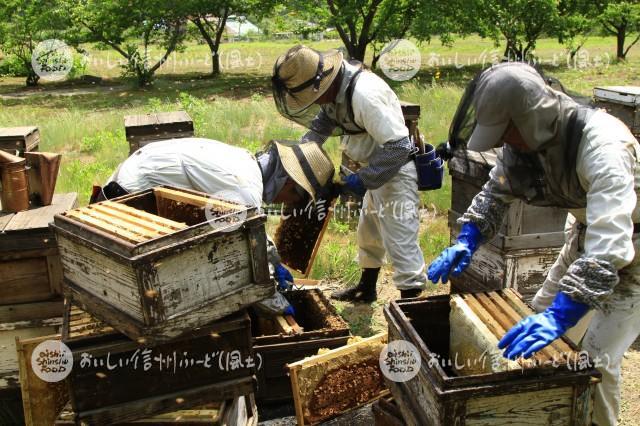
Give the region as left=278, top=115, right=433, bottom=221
left=46, top=254, right=64, bottom=295
left=124, top=111, right=192, bottom=129
left=0, top=127, right=38, bottom=139
left=65, top=210, right=146, bottom=243
left=465, top=386, right=574, bottom=425
left=285, top=315, right=304, bottom=335
left=290, top=366, right=306, bottom=426
left=154, top=187, right=241, bottom=211
left=80, top=207, right=163, bottom=239
left=0, top=319, right=62, bottom=382
left=0, top=212, right=15, bottom=232
left=89, top=204, right=174, bottom=234
left=56, top=401, right=226, bottom=425
left=0, top=300, right=63, bottom=323
left=274, top=316, right=295, bottom=335
left=16, top=334, right=68, bottom=426
left=0, top=257, right=52, bottom=304
left=101, top=201, right=187, bottom=230
left=4, top=193, right=77, bottom=232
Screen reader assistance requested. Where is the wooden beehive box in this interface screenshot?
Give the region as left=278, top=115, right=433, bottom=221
left=0, top=317, right=63, bottom=424
left=0, top=193, right=77, bottom=307
left=384, top=294, right=600, bottom=426
left=593, top=86, right=640, bottom=137
left=125, top=111, right=195, bottom=154
left=51, top=186, right=273, bottom=343
left=288, top=333, right=389, bottom=425
left=62, top=304, right=255, bottom=425
left=448, top=149, right=567, bottom=301
left=0, top=126, right=40, bottom=156
left=56, top=394, right=258, bottom=425
left=252, top=289, right=351, bottom=404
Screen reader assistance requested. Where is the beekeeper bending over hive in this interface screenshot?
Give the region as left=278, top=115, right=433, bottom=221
left=91, top=137, right=335, bottom=297
left=428, top=62, right=640, bottom=426
left=271, top=45, right=427, bottom=301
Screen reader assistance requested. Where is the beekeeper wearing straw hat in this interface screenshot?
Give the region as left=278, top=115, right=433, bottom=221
left=93, top=137, right=335, bottom=292
left=428, top=62, right=640, bottom=426
left=272, top=45, right=427, bottom=301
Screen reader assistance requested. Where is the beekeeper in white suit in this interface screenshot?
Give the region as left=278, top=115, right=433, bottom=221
left=92, top=137, right=336, bottom=310
left=271, top=45, right=427, bottom=301
left=428, top=62, right=640, bottom=426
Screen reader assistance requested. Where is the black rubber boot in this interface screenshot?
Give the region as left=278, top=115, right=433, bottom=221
left=400, top=289, right=422, bottom=299
left=331, top=268, right=380, bottom=303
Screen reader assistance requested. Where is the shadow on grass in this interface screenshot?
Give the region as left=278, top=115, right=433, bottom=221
left=0, top=72, right=272, bottom=111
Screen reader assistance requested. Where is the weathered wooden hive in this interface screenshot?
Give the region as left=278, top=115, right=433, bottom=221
left=384, top=292, right=600, bottom=426
left=0, top=126, right=40, bottom=156
left=60, top=304, right=255, bottom=424
left=125, top=111, right=195, bottom=155
left=448, top=149, right=568, bottom=301
left=0, top=193, right=76, bottom=424
left=50, top=185, right=274, bottom=343
left=593, top=86, right=640, bottom=138
left=251, top=288, right=351, bottom=404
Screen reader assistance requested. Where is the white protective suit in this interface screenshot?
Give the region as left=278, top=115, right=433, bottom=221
left=530, top=111, right=640, bottom=426
left=107, top=137, right=295, bottom=317
left=110, top=138, right=263, bottom=208
left=463, top=106, right=640, bottom=426
left=304, top=62, right=427, bottom=290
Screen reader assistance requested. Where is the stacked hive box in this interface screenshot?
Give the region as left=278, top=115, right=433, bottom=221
left=448, top=149, right=568, bottom=301
left=50, top=185, right=275, bottom=424
left=593, top=86, right=640, bottom=138
left=0, top=190, right=77, bottom=424
left=384, top=293, right=600, bottom=425
left=125, top=111, right=195, bottom=155
left=0, top=127, right=40, bottom=156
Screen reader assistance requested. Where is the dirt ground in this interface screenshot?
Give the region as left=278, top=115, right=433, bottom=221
left=317, top=271, right=640, bottom=426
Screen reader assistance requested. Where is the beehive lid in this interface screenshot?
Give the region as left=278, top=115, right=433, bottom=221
left=594, top=86, right=640, bottom=106
left=0, top=126, right=39, bottom=141
left=124, top=111, right=192, bottom=129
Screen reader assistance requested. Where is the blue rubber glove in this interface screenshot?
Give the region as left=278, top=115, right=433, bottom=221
left=342, top=174, right=367, bottom=198
left=284, top=305, right=296, bottom=317
left=274, top=264, right=294, bottom=291
left=427, top=223, right=481, bottom=284
left=498, top=292, right=589, bottom=359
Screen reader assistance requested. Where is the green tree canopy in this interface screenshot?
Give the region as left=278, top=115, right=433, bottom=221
left=599, top=0, right=640, bottom=59
left=69, top=0, right=187, bottom=86
left=0, top=0, right=70, bottom=86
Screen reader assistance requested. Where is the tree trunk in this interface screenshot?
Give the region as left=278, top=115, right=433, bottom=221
left=25, top=69, right=39, bottom=87
left=617, top=29, right=626, bottom=60
left=371, top=53, right=380, bottom=70
left=192, top=12, right=227, bottom=76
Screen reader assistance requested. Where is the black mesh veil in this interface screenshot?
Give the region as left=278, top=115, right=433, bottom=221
left=271, top=49, right=345, bottom=137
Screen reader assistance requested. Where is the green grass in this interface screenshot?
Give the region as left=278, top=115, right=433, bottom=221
left=0, top=34, right=637, bottom=285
